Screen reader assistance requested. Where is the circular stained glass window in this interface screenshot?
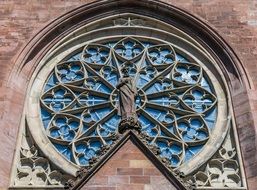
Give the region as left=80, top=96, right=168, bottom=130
left=39, top=37, right=218, bottom=168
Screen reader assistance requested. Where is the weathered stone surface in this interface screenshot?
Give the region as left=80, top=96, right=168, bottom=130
left=1, top=0, right=257, bottom=189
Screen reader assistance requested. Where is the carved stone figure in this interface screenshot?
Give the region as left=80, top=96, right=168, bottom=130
left=116, top=67, right=141, bottom=133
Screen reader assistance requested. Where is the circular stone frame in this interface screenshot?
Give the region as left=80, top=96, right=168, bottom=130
left=26, top=13, right=229, bottom=177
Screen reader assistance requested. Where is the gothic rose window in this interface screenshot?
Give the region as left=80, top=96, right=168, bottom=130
left=40, top=37, right=217, bottom=168
left=11, top=10, right=246, bottom=190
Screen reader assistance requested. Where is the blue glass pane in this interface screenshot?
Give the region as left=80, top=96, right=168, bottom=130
left=176, top=54, right=189, bottom=62
left=90, top=107, right=112, bottom=121
left=75, top=141, right=101, bottom=166
left=185, top=145, right=203, bottom=162
left=101, top=115, right=120, bottom=132
left=204, top=107, right=217, bottom=130
left=44, top=74, right=58, bottom=92
left=145, top=108, right=167, bottom=122
left=79, top=95, right=108, bottom=106
left=83, top=46, right=110, bottom=65
left=53, top=143, right=72, bottom=161
left=41, top=108, right=51, bottom=129
left=67, top=52, right=82, bottom=61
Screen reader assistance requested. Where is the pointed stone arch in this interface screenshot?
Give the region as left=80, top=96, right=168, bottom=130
left=9, top=1, right=252, bottom=190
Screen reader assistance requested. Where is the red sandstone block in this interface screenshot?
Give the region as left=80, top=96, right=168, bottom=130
left=80, top=186, right=116, bottom=190
left=235, top=112, right=254, bottom=126
left=247, top=176, right=257, bottom=190
left=89, top=176, right=108, bottom=185
left=106, top=160, right=130, bottom=168
left=129, top=160, right=153, bottom=168
left=120, top=141, right=142, bottom=153
left=130, top=175, right=150, bottom=184
left=117, top=152, right=146, bottom=160
left=116, top=184, right=144, bottom=190
left=100, top=166, right=116, bottom=176
left=150, top=176, right=170, bottom=185
left=245, top=163, right=257, bottom=178
left=143, top=168, right=162, bottom=176
left=117, top=168, right=143, bottom=175
left=108, top=175, right=129, bottom=185
left=145, top=183, right=178, bottom=190
left=85, top=178, right=95, bottom=186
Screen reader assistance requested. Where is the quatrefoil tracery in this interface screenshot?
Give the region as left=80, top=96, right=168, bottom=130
left=40, top=37, right=217, bottom=169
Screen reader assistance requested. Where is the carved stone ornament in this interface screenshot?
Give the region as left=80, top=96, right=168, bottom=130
left=113, top=17, right=146, bottom=26
left=184, top=126, right=243, bottom=188
left=10, top=12, right=246, bottom=190
left=13, top=125, right=74, bottom=188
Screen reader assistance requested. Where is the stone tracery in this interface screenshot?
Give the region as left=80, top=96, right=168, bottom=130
left=40, top=37, right=217, bottom=168
left=10, top=12, right=246, bottom=190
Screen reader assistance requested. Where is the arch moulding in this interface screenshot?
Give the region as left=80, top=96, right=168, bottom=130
left=9, top=1, right=254, bottom=190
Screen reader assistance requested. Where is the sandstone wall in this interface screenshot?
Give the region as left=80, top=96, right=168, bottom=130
left=1, top=0, right=257, bottom=189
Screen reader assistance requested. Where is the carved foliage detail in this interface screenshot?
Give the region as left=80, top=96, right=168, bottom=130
left=14, top=129, right=73, bottom=187
left=187, top=128, right=242, bottom=188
